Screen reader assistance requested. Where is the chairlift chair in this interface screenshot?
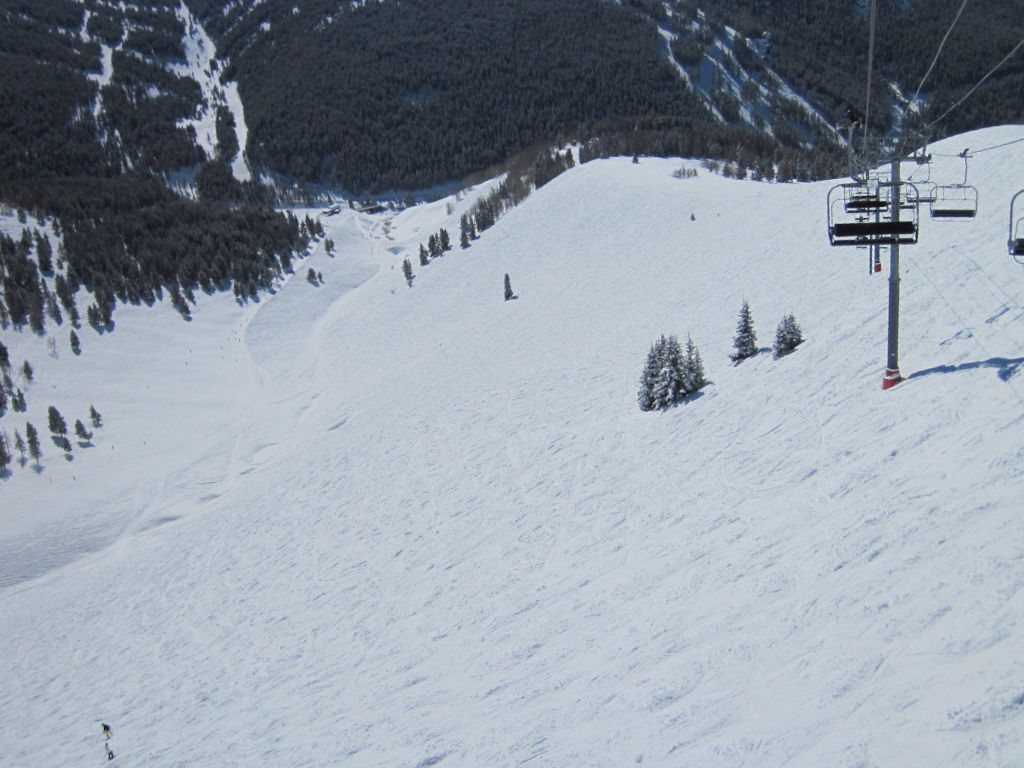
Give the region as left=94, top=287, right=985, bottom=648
left=931, top=149, right=978, bottom=219
left=930, top=184, right=978, bottom=219
left=1010, top=190, right=1024, bottom=262
left=827, top=181, right=920, bottom=247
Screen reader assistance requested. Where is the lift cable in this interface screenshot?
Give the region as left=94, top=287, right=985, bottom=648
left=910, top=0, right=970, bottom=107
left=924, top=35, right=1024, bottom=133
left=862, top=0, right=878, bottom=159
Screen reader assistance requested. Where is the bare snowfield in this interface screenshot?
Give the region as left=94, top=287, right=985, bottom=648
left=2, top=126, right=1024, bottom=767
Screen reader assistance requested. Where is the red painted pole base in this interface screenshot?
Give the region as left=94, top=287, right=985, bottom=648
left=882, top=368, right=903, bottom=390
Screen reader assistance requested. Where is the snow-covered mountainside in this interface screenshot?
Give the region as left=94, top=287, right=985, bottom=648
left=2, top=126, right=1024, bottom=767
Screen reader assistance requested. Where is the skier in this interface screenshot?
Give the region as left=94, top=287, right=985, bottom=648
left=102, top=723, right=112, bottom=741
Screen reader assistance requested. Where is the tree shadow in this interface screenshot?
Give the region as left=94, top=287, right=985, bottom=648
left=907, top=356, right=1024, bottom=382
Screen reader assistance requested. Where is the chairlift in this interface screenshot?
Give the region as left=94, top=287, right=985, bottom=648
left=827, top=181, right=920, bottom=247
left=931, top=149, right=978, bottom=219
left=1010, top=190, right=1024, bottom=263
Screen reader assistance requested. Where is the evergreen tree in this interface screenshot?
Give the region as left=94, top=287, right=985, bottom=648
left=640, top=334, right=705, bottom=411
left=428, top=233, right=439, bottom=258
left=306, top=267, right=318, bottom=285
left=21, top=360, right=33, bottom=384
left=11, top=389, right=26, bottom=412
left=90, top=404, right=103, bottom=428
left=683, top=334, right=706, bottom=394
left=651, top=334, right=685, bottom=409
left=731, top=299, right=758, bottom=363
left=25, top=422, right=41, bottom=467
left=0, top=382, right=6, bottom=416
left=637, top=338, right=662, bottom=411
left=0, top=341, right=8, bottom=371
left=70, top=329, right=81, bottom=355
left=14, top=429, right=26, bottom=466
left=402, top=257, right=413, bottom=287
left=0, top=430, right=10, bottom=475
left=504, top=273, right=514, bottom=301
left=439, top=228, right=451, bottom=252
left=773, top=313, right=804, bottom=358
left=48, top=405, right=67, bottom=438
left=418, top=243, right=429, bottom=266
left=75, top=419, right=93, bottom=443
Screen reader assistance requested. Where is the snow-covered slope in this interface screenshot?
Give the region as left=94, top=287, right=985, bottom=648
left=2, top=127, right=1024, bottom=767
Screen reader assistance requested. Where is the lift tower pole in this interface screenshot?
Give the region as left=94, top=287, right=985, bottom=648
left=882, top=150, right=904, bottom=390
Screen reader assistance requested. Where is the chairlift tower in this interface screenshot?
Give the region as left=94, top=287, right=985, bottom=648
left=827, top=133, right=918, bottom=390
left=882, top=151, right=904, bottom=389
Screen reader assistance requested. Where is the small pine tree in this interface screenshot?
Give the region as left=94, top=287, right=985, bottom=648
left=0, top=430, right=10, bottom=474
left=0, top=341, right=9, bottom=371
left=26, top=422, right=41, bottom=466
left=682, top=334, right=706, bottom=394
left=439, top=228, right=451, bottom=251
left=48, top=405, right=67, bottom=438
left=637, top=339, right=662, bottom=411
left=90, top=404, right=103, bottom=428
left=651, top=334, right=685, bottom=409
left=75, top=419, right=93, bottom=444
left=428, top=233, right=439, bottom=258
left=731, top=299, right=758, bottom=363
left=504, top=273, right=514, bottom=301
left=14, top=429, right=26, bottom=465
left=21, top=360, right=33, bottom=384
left=402, top=257, right=414, bottom=287
left=12, top=389, right=26, bottom=412
left=306, top=268, right=318, bottom=285
left=418, top=243, right=429, bottom=266
left=773, top=313, right=804, bottom=358
left=70, top=329, right=81, bottom=355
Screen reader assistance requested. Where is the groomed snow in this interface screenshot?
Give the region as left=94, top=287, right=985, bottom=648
left=2, top=126, right=1024, bottom=767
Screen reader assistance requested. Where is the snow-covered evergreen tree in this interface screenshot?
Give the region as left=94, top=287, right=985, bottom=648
left=504, top=273, right=514, bottom=301
left=0, top=430, right=10, bottom=475
left=651, top=334, right=685, bottom=409
left=637, top=339, right=662, bottom=411
left=402, top=258, right=414, bottom=287
left=731, top=299, right=758, bottom=363
left=683, top=334, right=706, bottom=394
left=419, top=243, right=429, bottom=266
left=773, top=313, right=804, bottom=357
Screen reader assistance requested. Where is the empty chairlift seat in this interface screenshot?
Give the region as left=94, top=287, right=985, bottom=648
left=930, top=184, right=978, bottom=219
left=1010, top=190, right=1024, bottom=261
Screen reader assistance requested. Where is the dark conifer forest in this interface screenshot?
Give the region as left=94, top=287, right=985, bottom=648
left=0, top=0, right=1020, bottom=328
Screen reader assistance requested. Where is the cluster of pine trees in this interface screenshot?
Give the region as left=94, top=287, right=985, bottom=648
left=0, top=341, right=103, bottom=475
left=730, top=300, right=805, bottom=364
left=1, top=180, right=312, bottom=327
left=638, top=303, right=805, bottom=412
left=638, top=334, right=707, bottom=411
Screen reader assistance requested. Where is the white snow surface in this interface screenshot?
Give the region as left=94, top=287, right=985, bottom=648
left=3, top=126, right=1024, bottom=767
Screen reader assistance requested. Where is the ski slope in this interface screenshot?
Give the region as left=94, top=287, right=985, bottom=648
left=2, top=126, right=1024, bottom=767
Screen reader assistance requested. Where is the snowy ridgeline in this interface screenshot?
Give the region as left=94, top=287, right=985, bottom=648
left=2, top=126, right=1024, bottom=767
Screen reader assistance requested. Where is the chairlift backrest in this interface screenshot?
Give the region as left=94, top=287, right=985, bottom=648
left=1010, top=190, right=1024, bottom=261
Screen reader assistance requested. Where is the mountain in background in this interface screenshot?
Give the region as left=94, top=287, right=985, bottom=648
left=7, top=0, right=1020, bottom=196
left=1, top=0, right=1020, bottom=328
